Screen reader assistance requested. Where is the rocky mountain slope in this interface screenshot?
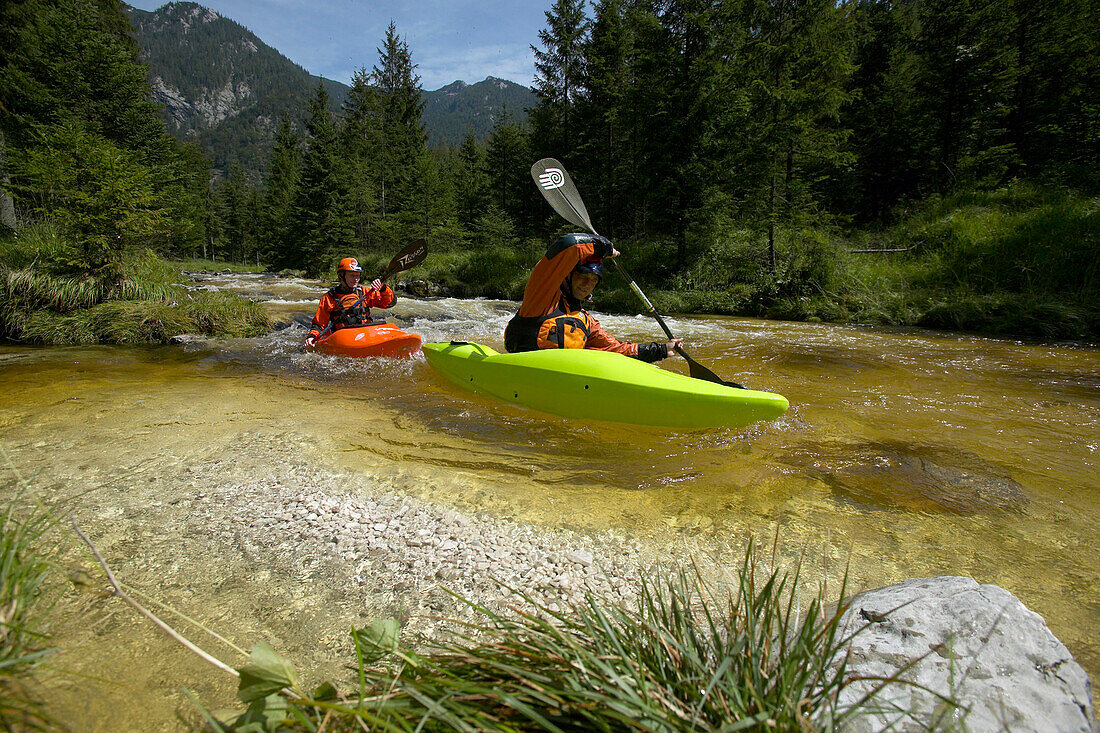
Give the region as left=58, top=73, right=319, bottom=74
left=123, top=2, right=535, bottom=175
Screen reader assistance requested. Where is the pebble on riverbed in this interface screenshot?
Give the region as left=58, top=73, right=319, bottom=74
left=206, top=471, right=659, bottom=640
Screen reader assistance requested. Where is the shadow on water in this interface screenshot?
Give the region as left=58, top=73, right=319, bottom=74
left=778, top=440, right=1030, bottom=514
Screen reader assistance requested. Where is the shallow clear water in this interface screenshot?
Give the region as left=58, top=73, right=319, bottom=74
left=2, top=270, right=1098, bottom=723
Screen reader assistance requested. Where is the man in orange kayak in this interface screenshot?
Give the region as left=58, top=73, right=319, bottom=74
left=303, top=257, right=396, bottom=350
left=504, top=233, right=682, bottom=361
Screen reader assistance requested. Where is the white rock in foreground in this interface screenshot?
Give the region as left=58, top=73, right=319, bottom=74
left=836, top=576, right=1097, bottom=732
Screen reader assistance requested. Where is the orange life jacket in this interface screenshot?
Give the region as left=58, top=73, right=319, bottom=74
left=514, top=293, right=597, bottom=350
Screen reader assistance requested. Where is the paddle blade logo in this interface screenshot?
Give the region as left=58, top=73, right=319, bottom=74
left=397, top=243, right=426, bottom=267
left=538, top=168, right=566, bottom=191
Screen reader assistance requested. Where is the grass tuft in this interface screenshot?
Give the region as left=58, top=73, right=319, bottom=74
left=208, top=544, right=895, bottom=731
left=0, top=490, right=57, bottom=730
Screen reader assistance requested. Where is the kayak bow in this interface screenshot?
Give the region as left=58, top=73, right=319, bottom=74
left=312, top=323, right=422, bottom=358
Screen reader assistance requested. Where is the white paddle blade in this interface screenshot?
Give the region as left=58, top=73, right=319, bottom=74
left=531, top=158, right=597, bottom=234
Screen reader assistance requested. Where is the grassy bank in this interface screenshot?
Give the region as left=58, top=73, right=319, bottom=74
left=665, top=184, right=1099, bottom=340
left=0, top=226, right=272, bottom=345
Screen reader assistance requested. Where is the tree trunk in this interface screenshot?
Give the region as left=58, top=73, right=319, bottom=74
left=0, top=129, right=17, bottom=231
left=768, top=170, right=777, bottom=272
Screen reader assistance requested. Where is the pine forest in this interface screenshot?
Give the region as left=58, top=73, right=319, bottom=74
left=2, top=0, right=1099, bottom=341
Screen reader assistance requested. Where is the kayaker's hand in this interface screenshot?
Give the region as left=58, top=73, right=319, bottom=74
left=593, top=234, right=617, bottom=259
left=666, top=338, right=684, bottom=357
left=608, top=248, right=620, bottom=259
left=369, top=278, right=383, bottom=291
left=303, top=336, right=316, bottom=351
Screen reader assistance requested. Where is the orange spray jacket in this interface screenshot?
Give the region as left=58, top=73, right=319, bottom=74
left=308, top=284, right=395, bottom=339
left=504, top=234, right=667, bottom=362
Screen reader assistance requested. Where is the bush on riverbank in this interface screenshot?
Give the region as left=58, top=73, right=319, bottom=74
left=0, top=225, right=271, bottom=345
left=206, top=551, right=896, bottom=731
left=600, top=183, right=1099, bottom=340
left=368, top=183, right=1096, bottom=341
left=358, top=237, right=544, bottom=301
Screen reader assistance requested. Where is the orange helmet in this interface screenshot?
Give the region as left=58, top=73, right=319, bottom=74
left=337, top=257, right=362, bottom=274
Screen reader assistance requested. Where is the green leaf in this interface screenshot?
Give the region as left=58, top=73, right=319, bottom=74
left=237, top=642, right=299, bottom=703
left=352, top=618, right=400, bottom=664
left=312, top=680, right=339, bottom=702
left=232, top=694, right=290, bottom=733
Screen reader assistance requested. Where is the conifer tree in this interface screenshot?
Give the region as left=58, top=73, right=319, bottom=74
left=15, top=119, right=169, bottom=269
left=289, top=83, right=353, bottom=277
left=218, top=164, right=257, bottom=263
left=716, top=0, right=856, bottom=270
left=405, top=150, right=453, bottom=241
left=455, top=132, right=489, bottom=229
left=650, top=0, right=725, bottom=262
left=838, top=0, right=925, bottom=221
left=263, top=118, right=302, bottom=268
left=342, top=68, right=382, bottom=249
left=1, top=0, right=194, bottom=268
left=531, top=0, right=591, bottom=159
left=575, top=0, right=634, bottom=237
left=486, top=109, right=533, bottom=231
left=1003, top=0, right=1100, bottom=185
left=370, top=23, right=427, bottom=221
left=912, top=0, right=1017, bottom=189
left=171, top=140, right=217, bottom=258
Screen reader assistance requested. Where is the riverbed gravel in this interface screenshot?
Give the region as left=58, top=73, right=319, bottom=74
left=202, top=461, right=666, bottom=637
left=47, top=433, right=710, bottom=728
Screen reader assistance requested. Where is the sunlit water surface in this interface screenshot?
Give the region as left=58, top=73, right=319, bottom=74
left=1, top=270, right=1097, bottom=725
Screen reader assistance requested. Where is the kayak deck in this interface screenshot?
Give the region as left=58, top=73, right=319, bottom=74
left=422, top=341, right=788, bottom=429
left=312, top=323, right=422, bottom=358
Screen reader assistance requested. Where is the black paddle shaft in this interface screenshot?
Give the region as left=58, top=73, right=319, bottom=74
left=530, top=158, right=745, bottom=389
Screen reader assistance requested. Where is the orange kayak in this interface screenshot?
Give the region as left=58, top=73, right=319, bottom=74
left=312, top=323, right=422, bottom=358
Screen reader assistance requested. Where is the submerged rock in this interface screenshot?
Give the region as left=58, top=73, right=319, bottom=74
left=781, top=440, right=1029, bottom=513
left=836, top=576, right=1097, bottom=732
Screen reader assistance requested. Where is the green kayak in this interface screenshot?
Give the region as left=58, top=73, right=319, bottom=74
left=421, top=341, right=789, bottom=429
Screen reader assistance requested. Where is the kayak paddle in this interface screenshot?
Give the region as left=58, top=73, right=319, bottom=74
left=379, top=238, right=428, bottom=283
left=530, top=158, right=745, bottom=389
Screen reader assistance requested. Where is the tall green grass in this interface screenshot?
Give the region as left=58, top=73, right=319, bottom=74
left=0, top=493, right=56, bottom=730
left=207, top=547, right=892, bottom=731
left=889, top=183, right=1099, bottom=299
left=1, top=225, right=272, bottom=344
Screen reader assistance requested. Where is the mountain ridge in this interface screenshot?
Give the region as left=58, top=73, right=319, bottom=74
left=123, top=2, right=536, bottom=175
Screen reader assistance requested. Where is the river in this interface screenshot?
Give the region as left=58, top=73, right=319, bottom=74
left=1, top=270, right=1097, bottom=729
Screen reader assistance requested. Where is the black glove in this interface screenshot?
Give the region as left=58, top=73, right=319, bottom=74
left=592, top=234, right=615, bottom=258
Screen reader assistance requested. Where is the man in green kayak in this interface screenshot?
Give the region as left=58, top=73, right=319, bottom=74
left=504, top=233, right=682, bottom=361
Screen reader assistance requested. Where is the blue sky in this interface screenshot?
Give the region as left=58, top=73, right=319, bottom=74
left=127, top=0, right=551, bottom=91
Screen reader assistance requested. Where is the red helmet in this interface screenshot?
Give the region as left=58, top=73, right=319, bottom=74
left=337, top=257, right=362, bottom=274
